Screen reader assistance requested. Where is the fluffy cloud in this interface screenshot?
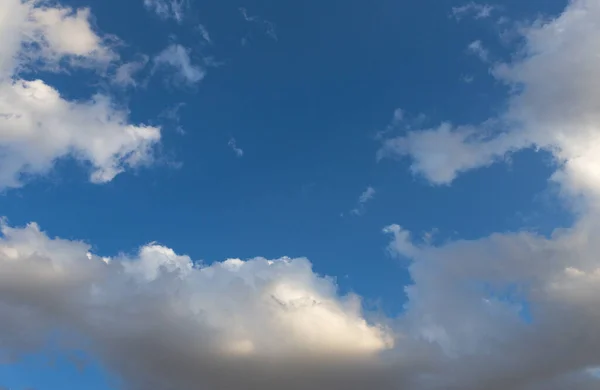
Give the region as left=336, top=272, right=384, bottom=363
left=2, top=1, right=600, bottom=389
left=0, top=0, right=161, bottom=188
left=379, top=0, right=600, bottom=207
left=0, top=221, right=396, bottom=390
left=377, top=1, right=600, bottom=388
left=383, top=216, right=600, bottom=389
left=0, top=0, right=115, bottom=77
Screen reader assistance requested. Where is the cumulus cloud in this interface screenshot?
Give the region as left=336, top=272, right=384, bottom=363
left=0, top=0, right=161, bottom=188
left=153, top=44, right=205, bottom=86
left=382, top=216, right=600, bottom=389
left=0, top=1, right=116, bottom=77
left=376, top=1, right=600, bottom=388
left=143, top=0, right=187, bottom=23
left=379, top=0, right=600, bottom=206
left=0, top=221, right=397, bottom=390
left=3, top=1, right=600, bottom=390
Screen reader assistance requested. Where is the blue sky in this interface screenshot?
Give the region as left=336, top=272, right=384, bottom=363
left=1, top=0, right=600, bottom=389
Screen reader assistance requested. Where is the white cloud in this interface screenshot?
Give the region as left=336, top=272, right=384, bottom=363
left=153, top=44, right=205, bottom=85
left=0, top=0, right=115, bottom=77
left=0, top=221, right=394, bottom=390
left=0, top=0, right=161, bottom=188
left=0, top=80, right=160, bottom=186
left=2, top=1, right=600, bottom=389
left=228, top=137, right=244, bottom=157
left=376, top=2, right=600, bottom=388
left=383, top=216, right=600, bottom=389
left=350, top=186, right=376, bottom=216
left=359, top=186, right=376, bottom=204
left=467, top=39, right=490, bottom=62
left=143, top=0, right=187, bottom=23
left=451, top=2, right=496, bottom=20
left=379, top=0, right=600, bottom=207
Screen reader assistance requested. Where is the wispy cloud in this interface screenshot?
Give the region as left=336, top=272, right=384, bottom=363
left=467, top=40, right=489, bottom=62
left=350, top=186, right=376, bottom=216
left=451, top=2, right=496, bottom=20
left=461, top=74, right=475, bottom=83
left=112, top=55, right=149, bottom=88
left=144, top=0, right=187, bottom=23
left=159, top=103, right=186, bottom=134
left=153, top=44, right=205, bottom=86
left=228, top=137, right=244, bottom=157
left=239, top=7, right=278, bottom=42
left=375, top=108, right=404, bottom=140
left=197, top=23, right=212, bottom=44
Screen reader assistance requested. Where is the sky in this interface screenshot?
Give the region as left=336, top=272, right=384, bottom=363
left=1, top=0, right=600, bottom=389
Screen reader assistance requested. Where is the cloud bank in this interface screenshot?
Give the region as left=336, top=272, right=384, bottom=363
left=0, top=221, right=396, bottom=390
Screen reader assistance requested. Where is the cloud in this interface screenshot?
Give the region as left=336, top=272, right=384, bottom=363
left=467, top=40, right=490, bottom=62
left=379, top=0, right=600, bottom=206
left=359, top=186, right=376, bottom=204
left=143, top=0, right=187, bottom=23
left=462, top=74, right=475, bottom=83
left=4, top=211, right=600, bottom=390
left=0, top=221, right=397, bottom=390
left=451, top=2, right=496, bottom=20
left=228, top=137, right=244, bottom=157
left=2, top=1, right=600, bottom=389
left=375, top=108, right=405, bottom=140
left=382, top=216, right=600, bottom=389
left=197, top=23, right=211, bottom=44
left=153, top=44, right=205, bottom=86
left=376, top=1, right=600, bottom=388
left=0, top=0, right=161, bottom=188
left=350, top=186, right=376, bottom=216
left=158, top=102, right=186, bottom=134
left=239, top=7, right=278, bottom=42
left=112, top=55, right=149, bottom=88
left=0, top=0, right=116, bottom=77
